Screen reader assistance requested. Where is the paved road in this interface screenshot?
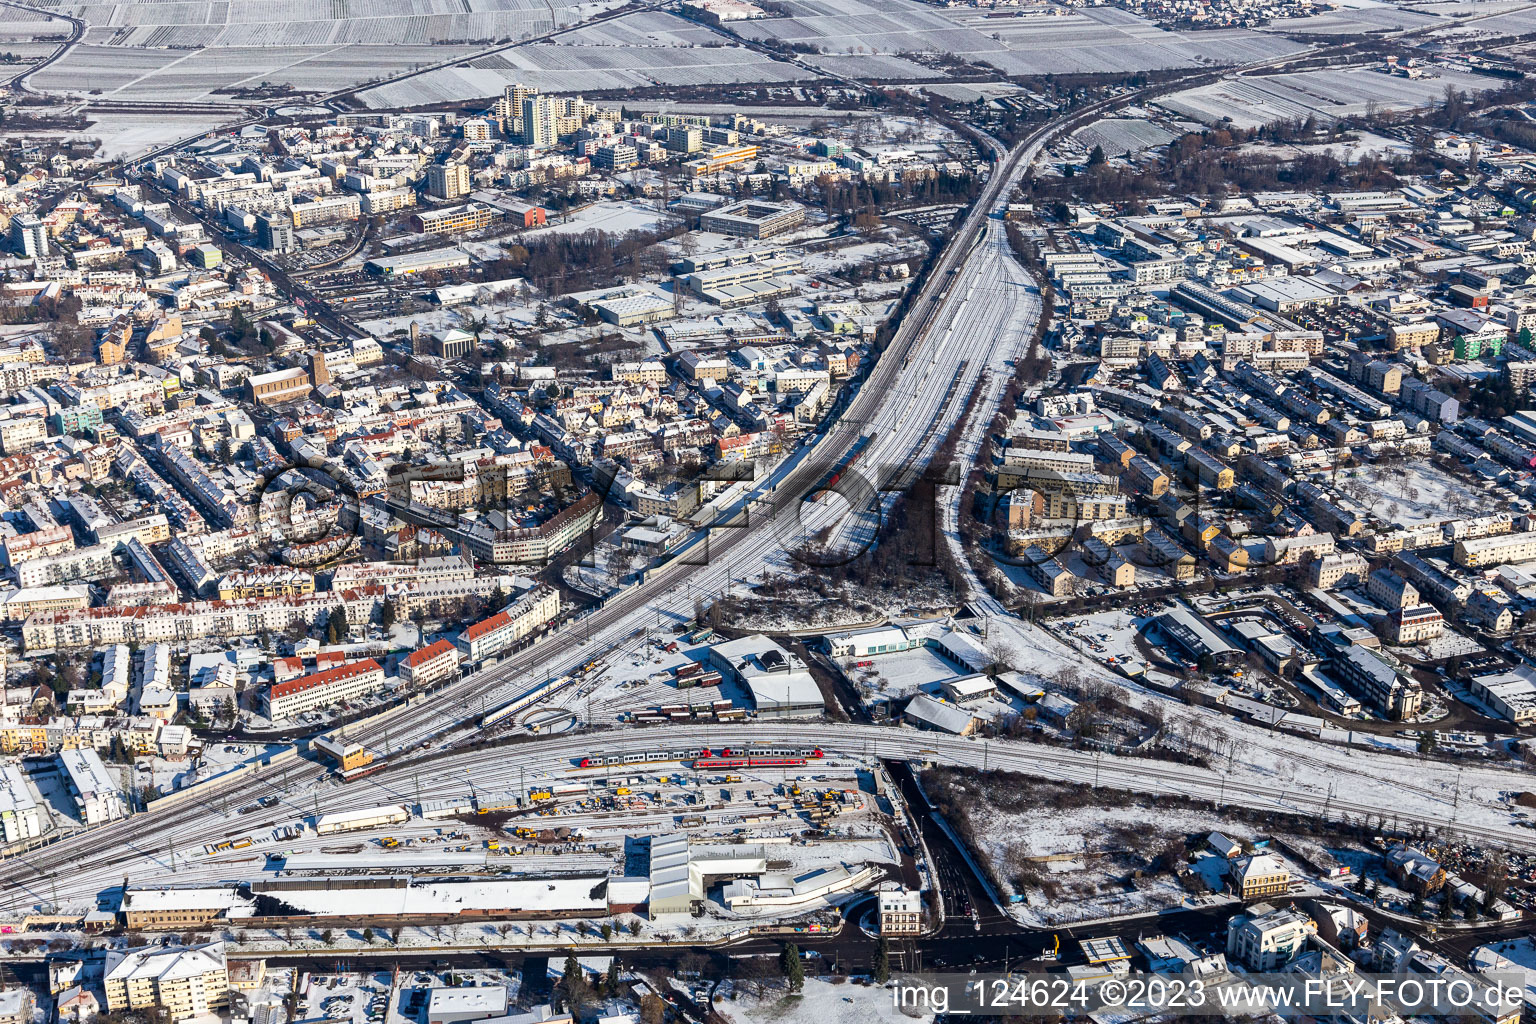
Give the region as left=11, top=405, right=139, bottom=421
left=0, top=0, right=84, bottom=92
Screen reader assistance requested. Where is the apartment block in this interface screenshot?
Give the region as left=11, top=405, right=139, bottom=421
left=263, top=659, right=385, bottom=720
left=104, top=943, right=230, bottom=1021
left=399, top=638, right=463, bottom=688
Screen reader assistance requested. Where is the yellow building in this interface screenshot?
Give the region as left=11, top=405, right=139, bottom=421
left=216, top=567, right=315, bottom=601
left=0, top=724, right=47, bottom=754
left=1231, top=854, right=1290, bottom=900
left=686, top=144, right=760, bottom=177
left=410, top=202, right=498, bottom=236
left=104, top=942, right=230, bottom=1022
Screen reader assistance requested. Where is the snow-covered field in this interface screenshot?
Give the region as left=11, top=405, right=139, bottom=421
left=1348, top=460, right=1495, bottom=524
left=84, top=112, right=237, bottom=159
left=734, top=0, right=1307, bottom=77
left=356, top=15, right=812, bottom=109
left=524, top=200, right=667, bottom=240
left=1072, top=117, right=1182, bottom=155
left=927, top=767, right=1261, bottom=926
left=1158, top=66, right=1504, bottom=128
left=32, top=42, right=490, bottom=103
left=723, top=978, right=933, bottom=1024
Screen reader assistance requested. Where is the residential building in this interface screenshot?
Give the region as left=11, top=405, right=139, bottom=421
left=454, top=585, right=560, bottom=662
left=399, top=638, right=463, bottom=688
left=1384, top=604, right=1444, bottom=644
left=1231, top=853, right=1291, bottom=900
left=104, top=942, right=230, bottom=1021
left=1367, top=568, right=1418, bottom=610
left=1308, top=552, right=1367, bottom=589
left=263, top=659, right=385, bottom=720
left=426, top=162, right=470, bottom=200
left=1226, top=904, right=1317, bottom=970
left=0, top=761, right=42, bottom=842
left=58, top=746, right=126, bottom=824
left=1454, top=530, right=1536, bottom=568
left=0, top=988, right=34, bottom=1024
left=1385, top=844, right=1445, bottom=894
left=877, top=884, right=923, bottom=935
left=410, top=203, right=498, bottom=236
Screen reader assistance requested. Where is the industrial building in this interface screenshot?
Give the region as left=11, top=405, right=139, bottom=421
left=1469, top=665, right=1536, bottom=724
left=1155, top=606, right=1242, bottom=667
left=365, top=247, right=473, bottom=277
left=1329, top=646, right=1422, bottom=720
left=707, top=634, right=823, bottom=717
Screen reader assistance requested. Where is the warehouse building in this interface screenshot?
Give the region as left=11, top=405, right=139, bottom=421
left=1155, top=606, right=1242, bottom=667
left=708, top=634, right=822, bottom=717
left=648, top=833, right=769, bottom=918
left=365, top=247, right=472, bottom=277
left=1469, top=665, right=1536, bottom=724
left=122, top=887, right=245, bottom=930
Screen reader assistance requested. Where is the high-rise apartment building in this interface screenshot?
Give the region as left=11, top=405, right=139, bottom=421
left=523, top=96, right=558, bottom=148
left=426, top=162, right=470, bottom=200
left=9, top=215, right=47, bottom=257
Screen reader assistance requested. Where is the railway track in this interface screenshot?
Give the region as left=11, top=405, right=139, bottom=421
left=0, top=45, right=1459, bottom=903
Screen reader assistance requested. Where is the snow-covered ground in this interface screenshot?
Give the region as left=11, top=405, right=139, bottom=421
left=1348, top=461, right=1494, bottom=525
left=137, top=740, right=289, bottom=797
left=523, top=199, right=667, bottom=240
left=929, top=768, right=1258, bottom=926
left=563, top=538, right=645, bottom=598
left=959, top=610, right=1535, bottom=837
left=536, top=632, right=736, bottom=725
left=721, top=978, right=933, bottom=1024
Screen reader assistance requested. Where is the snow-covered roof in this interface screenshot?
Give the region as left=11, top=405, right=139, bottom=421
left=427, top=986, right=508, bottom=1018
left=903, top=693, right=974, bottom=734
left=124, top=888, right=245, bottom=913
left=105, top=943, right=227, bottom=984
left=257, top=877, right=608, bottom=917
left=933, top=629, right=990, bottom=672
